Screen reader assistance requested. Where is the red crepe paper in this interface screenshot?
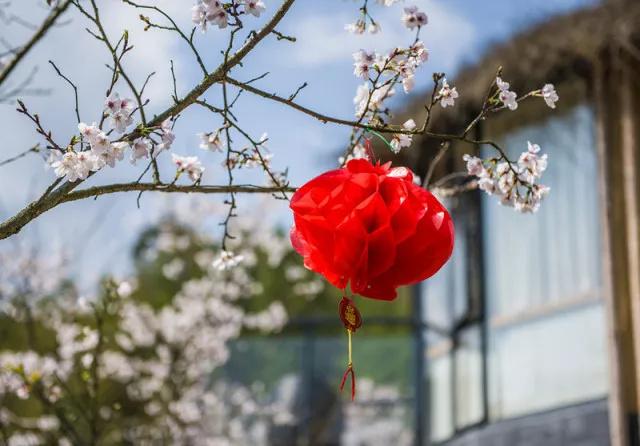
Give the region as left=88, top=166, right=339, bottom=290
left=290, top=159, right=455, bottom=301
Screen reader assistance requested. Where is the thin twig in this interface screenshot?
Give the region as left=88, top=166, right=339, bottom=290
left=48, top=60, right=81, bottom=124
left=0, top=0, right=72, bottom=86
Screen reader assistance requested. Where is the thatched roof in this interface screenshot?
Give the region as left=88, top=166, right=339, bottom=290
left=424, top=0, right=640, bottom=119
left=391, top=0, right=640, bottom=176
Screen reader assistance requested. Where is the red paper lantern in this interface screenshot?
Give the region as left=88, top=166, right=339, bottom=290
left=290, top=158, right=455, bottom=300
left=289, top=157, right=455, bottom=400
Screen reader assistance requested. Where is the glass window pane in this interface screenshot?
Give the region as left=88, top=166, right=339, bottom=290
left=423, top=209, right=468, bottom=330
left=427, top=331, right=453, bottom=442
left=488, top=304, right=609, bottom=418
left=483, top=105, right=608, bottom=419
left=455, top=326, right=484, bottom=428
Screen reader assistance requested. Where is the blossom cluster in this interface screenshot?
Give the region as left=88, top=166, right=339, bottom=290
left=192, top=0, right=266, bottom=32
left=352, top=40, right=428, bottom=123
left=402, top=6, right=428, bottom=29
left=43, top=90, right=210, bottom=184
left=353, top=39, right=428, bottom=95
left=199, top=129, right=224, bottom=152
left=463, top=141, right=550, bottom=213
left=104, top=92, right=134, bottom=133
left=49, top=124, right=128, bottom=182
left=495, top=76, right=559, bottom=111
left=438, top=78, right=459, bottom=108
left=172, top=154, right=205, bottom=182
left=345, top=1, right=420, bottom=35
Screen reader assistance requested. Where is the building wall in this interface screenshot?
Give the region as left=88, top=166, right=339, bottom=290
left=441, top=400, right=610, bottom=446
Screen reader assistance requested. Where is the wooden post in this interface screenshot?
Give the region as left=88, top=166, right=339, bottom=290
left=595, top=44, right=640, bottom=446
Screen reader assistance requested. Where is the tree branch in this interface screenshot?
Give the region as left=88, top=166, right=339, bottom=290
left=0, top=0, right=72, bottom=87
left=62, top=183, right=297, bottom=203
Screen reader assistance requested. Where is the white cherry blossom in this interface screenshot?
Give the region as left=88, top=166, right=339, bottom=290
left=243, top=0, right=265, bottom=17
left=402, top=6, right=428, bottom=30
left=199, top=131, right=223, bottom=152
left=463, top=142, right=550, bottom=213
left=131, top=137, right=151, bottom=164
left=542, top=83, right=559, bottom=109
left=172, top=154, right=204, bottom=182
left=496, top=77, right=518, bottom=110
left=212, top=250, right=244, bottom=271
left=345, top=20, right=366, bottom=34
left=439, top=79, right=459, bottom=108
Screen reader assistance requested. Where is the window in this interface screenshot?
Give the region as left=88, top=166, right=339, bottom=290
left=422, top=104, right=610, bottom=442
left=483, top=105, right=608, bottom=419
left=422, top=198, right=487, bottom=442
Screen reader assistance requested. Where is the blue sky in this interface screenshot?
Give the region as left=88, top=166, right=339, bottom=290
left=0, top=0, right=597, bottom=290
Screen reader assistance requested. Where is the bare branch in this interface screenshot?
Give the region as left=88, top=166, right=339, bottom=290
left=0, top=145, right=40, bottom=167
left=0, top=0, right=72, bottom=87
left=62, top=182, right=297, bottom=204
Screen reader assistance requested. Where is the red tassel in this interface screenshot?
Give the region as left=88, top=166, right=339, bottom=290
left=340, top=363, right=356, bottom=401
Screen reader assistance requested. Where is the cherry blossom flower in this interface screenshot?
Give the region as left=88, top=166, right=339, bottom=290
left=403, top=118, right=417, bottom=131
left=51, top=152, right=82, bottom=182
left=345, top=19, right=366, bottom=34
left=104, top=92, right=133, bottom=115
left=131, top=137, right=151, bottom=164
left=463, top=154, right=485, bottom=176
left=439, top=79, right=459, bottom=108
left=110, top=111, right=133, bottom=134
left=518, top=141, right=548, bottom=183
left=402, top=75, right=415, bottom=93
left=212, top=250, right=244, bottom=271
left=158, top=118, right=175, bottom=151
left=243, top=0, right=265, bottom=17
left=368, top=22, right=381, bottom=34
left=353, top=83, right=395, bottom=117
left=496, top=77, right=518, bottom=110
left=90, top=131, right=112, bottom=154
left=78, top=122, right=100, bottom=141
left=199, top=131, right=223, bottom=152
left=389, top=119, right=417, bottom=153
left=94, top=142, right=127, bottom=169
left=104, top=92, right=134, bottom=133
left=192, top=0, right=228, bottom=31
left=463, top=141, right=550, bottom=213
left=208, top=6, right=228, bottom=29
left=353, top=50, right=376, bottom=79
left=172, top=154, right=204, bottom=182
left=402, top=6, right=428, bottom=30
left=191, top=3, right=208, bottom=31
left=541, top=83, right=559, bottom=109
left=410, top=41, right=429, bottom=63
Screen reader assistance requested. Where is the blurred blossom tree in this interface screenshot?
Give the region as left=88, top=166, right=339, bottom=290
left=0, top=196, right=415, bottom=444
left=0, top=200, right=311, bottom=444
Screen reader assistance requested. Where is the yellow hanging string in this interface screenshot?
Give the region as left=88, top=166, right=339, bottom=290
left=347, top=328, right=353, bottom=366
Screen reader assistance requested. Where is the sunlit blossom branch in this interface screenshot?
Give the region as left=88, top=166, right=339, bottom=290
left=0, top=0, right=296, bottom=240
left=0, top=0, right=558, bottom=242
